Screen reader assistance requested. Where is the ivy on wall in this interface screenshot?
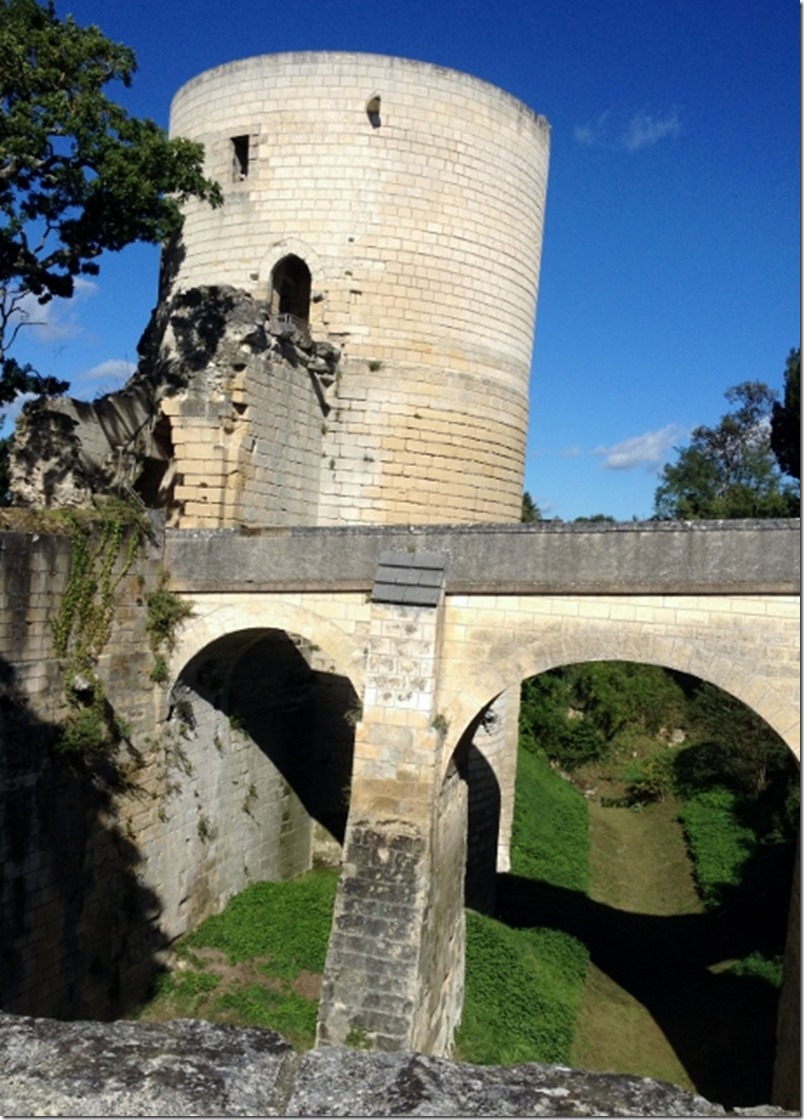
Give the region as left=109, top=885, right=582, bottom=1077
left=51, top=500, right=146, bottom=755
left=145, top=574, right=194, bottom=684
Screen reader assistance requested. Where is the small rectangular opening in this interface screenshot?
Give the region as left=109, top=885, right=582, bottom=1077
left=231, top=135, right=250, bottom=180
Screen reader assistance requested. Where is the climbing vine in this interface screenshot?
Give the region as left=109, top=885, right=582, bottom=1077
left=145, top=572, right=194, bottom=683
left=52, top=500, right=147, bottom=755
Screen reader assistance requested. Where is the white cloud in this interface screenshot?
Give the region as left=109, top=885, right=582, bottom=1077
left=575, top=107, right=681, bottom=151
left=574, top=111, right=611, bottom=147
left=16, top=278, right=98, bottom=343
left=594, top=423, right=687, bottom=471
left=622, top=109, right=681, bottom=152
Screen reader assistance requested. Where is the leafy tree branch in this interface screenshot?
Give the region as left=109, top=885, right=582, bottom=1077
left=0, top=0, right=222, bottom=402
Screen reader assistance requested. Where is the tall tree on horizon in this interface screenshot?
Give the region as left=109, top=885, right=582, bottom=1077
left=654, top=378, right=799, bottom=520
left=770, top=348, right=800, bottom=482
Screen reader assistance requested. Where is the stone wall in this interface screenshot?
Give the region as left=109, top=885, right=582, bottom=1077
left=167, top=52, right=550, bottom=525
left=9, top=288, right=339, bottom=530
left=0, top=525, right=164, bottom=1018
left=0, top=527, right=355, bottom=1020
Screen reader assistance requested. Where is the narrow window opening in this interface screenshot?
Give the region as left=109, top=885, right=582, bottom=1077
left=231, top=135, right=250, bottom=180
left=366, top=94, right=381, bottom=129
left=271, top=254, right=312, bottom=327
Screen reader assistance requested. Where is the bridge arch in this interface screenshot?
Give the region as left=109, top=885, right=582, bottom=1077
left=440, top=611, right=800, bottom=782
left=169, top=597, right=365, bottom=699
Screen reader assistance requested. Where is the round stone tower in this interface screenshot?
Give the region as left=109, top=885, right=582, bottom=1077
left=166, top=52, right=549, bottom=524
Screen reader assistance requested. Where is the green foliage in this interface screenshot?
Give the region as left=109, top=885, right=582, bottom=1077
left=145, top=574, right=193, bottom=681
left=568, top=662, right=688, bottom=739
left=185, top=871, right=338, bottom=973
left=0, top=431, right=9, bottom=504
left=52, top=501, right=144, bottom=754
left=521, top=490, right=541, bottom=522
left=770, top=348, right=800, bottom=481
left=457, top=911, right=587, bottom=1065
left=214, top=983, right=319, bottom=1045
left=345, top=1027, right=372, bottom=1050
left=154, top=967, right=219, bottom=1008
left=149, top=655, right=168, bottom=684
left=510, top=746, right=589, bottom=893
left=52, top=503, right=143, bottom=664
left=146, top=581, right=193, bottom=653
left=725, top=951, right=783, bottom=989
left=654, top=380, right=799, bottom=520
left=618, top=746, right=680, bottom=806
left=0, top=0, right=221, bottom=397
left=141, top=869, right=338, bottom=1049
left=682, top=681, right=795, bottom=799
left=519, top=662, right=688, bottom=772
left=678, top=787, right=757, bottom=910
left=457, top=744, right=590, bottom=1065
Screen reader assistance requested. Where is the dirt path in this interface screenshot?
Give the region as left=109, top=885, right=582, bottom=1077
left=570, top=797, right=702, bottom=1091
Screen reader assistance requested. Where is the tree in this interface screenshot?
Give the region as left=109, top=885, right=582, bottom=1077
left=653, top=380, right=800, bottom=520
left=0, top=0, right=221, bottom=403
left=770, top=348, right=800, bottom=481
left=521, top=490, right=541, bottom=522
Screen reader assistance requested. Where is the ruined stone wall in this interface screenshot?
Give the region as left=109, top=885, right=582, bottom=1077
left=168, top=52, right=549, bottom=525
left=0, top=528, right=355, bottom=1020
left=143, top=288, right=334, bottom=529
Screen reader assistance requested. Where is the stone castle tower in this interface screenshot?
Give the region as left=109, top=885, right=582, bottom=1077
left=159, top=51, right=550, bottom=527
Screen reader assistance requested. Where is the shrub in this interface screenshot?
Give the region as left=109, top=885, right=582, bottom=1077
left=619, top=747, right=680, bottom=805
left=726, top=951, right=783, bottom=989
left=678, top=786, right=755, bottom=910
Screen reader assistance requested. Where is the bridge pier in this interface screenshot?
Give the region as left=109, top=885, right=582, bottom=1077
left=316, top=553, right=466, bottom=1054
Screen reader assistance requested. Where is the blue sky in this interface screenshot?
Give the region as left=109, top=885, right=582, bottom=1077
left=8, top=0, right=800, bottom=520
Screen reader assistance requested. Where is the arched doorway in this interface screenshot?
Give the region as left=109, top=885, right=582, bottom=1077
left=270, top=254, right=311, bottom=327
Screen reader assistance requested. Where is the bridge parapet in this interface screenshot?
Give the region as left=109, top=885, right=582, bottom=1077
left=165, top=519, right=800, bottom=595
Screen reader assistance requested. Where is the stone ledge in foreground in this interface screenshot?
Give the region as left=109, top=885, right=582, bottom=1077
left=0, top=1013, right=793, bottom=1117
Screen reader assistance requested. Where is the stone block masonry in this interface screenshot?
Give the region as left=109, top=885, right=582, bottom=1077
left=167, top=52, right=549, bottom=527
left=317, top=551, right=466, bottom=1054
left=0, top=526, right=358, bottom=1021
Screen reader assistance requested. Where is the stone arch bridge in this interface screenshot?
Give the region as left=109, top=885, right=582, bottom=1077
left=164, top=519, right=800, bottom=1065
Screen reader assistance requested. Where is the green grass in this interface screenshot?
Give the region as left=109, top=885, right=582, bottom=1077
left=139, top=870, right=338, bottom=1048
left=510, top=746, right=589, bottom=893
left=184, top=871, right=338, bottom=972
left=456, top=746, right=590, bottom=1065
left=457, top=913, right=587, bottom=1064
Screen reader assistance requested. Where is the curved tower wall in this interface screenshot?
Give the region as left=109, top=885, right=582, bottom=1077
left=168, top=52, right=549, bottom=524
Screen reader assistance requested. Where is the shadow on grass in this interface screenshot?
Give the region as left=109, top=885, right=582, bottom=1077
left=495, top=872, right=785, bottom=1109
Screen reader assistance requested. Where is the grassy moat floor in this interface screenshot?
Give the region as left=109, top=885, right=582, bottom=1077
left=136, top=757, right=782, bottom=1109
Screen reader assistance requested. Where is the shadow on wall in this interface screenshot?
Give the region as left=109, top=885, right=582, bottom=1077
left=177, top=629, right=358, bottom=848
left=453, top=712, right=502, bottom=915
left=0, top=657, right=168, bottom=1021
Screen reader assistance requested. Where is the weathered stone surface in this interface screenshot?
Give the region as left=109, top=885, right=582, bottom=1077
left=0, top=1014, right=296, bottom=1116
left=8, top=285, right=340, bottom=525
left=0, top=1014, right=793, bottom=1117
left=164, top=519, right=801, bottom=596
left=288, top=1047, right=728, bottom=1117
